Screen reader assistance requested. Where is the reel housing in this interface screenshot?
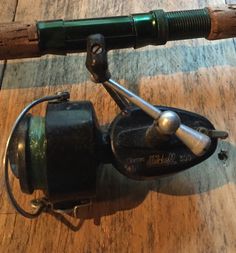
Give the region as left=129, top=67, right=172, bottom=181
left=9, top=98, right=218, bottom=211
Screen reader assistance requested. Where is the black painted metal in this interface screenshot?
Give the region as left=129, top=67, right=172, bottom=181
left=45, top=101, right=102, bottom=204
left=110, top=106, right=217, bottom=179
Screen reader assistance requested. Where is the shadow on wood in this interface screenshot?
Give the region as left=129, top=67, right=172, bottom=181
left=42, top=141, right=236, bottom=231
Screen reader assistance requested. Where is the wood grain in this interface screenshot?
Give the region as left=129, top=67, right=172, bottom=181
left=0, top=0, right=18, bottom=23
left=1, top=0, right=236, bottom=253
left=0, top=0, right=17, bottom=88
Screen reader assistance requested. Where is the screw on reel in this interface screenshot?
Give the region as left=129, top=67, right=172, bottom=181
left=4, top=34, right=228, bottom=219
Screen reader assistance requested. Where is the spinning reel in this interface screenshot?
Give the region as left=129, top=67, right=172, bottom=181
left=4, top=34, right=228, bottom=218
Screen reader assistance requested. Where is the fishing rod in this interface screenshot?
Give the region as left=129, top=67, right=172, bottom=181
left=0, top=5, right=235, bottom=59
left=2, top=5, right=235, bottom=220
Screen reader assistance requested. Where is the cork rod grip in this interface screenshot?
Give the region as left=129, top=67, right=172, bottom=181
left=0, top=22, right=39, bottom=59
left=207, top=5, right=236, bottom=40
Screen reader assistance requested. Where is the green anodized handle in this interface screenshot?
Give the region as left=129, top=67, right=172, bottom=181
left=37, top=8, right=211, bottom=52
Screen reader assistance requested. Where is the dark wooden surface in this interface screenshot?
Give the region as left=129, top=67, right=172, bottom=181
left=0, top=0, right=236, bottom=252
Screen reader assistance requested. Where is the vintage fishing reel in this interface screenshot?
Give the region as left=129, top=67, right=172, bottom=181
left=4, top=35, right=228, bottom=218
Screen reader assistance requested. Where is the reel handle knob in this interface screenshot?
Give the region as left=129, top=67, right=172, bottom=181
left=176, top=124, right=211, bottom=156
left=157, top=111, right=211, bottom=156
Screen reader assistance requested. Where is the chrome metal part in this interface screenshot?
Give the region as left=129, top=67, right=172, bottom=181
left=175, top=125, right=211, bottom=157
left=158, top=111, right=181, bottom=135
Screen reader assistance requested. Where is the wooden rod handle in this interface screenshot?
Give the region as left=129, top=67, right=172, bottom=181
left=0, top=22, right=40, bottom=59
left=207, top=5, right=236, bottom=40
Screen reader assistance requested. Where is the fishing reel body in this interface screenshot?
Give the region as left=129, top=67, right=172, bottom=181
left=4, top=33, right=227, bottom=217
left=9, top=98, right=218, bottom=210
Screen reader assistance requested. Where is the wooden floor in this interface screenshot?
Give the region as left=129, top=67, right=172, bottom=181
left=0, top=0, right=236, bottom=252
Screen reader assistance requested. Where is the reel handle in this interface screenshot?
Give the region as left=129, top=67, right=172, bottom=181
left=104, top=80, right=211, bottom=156
left=86, top=34, right=211, bottom=156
